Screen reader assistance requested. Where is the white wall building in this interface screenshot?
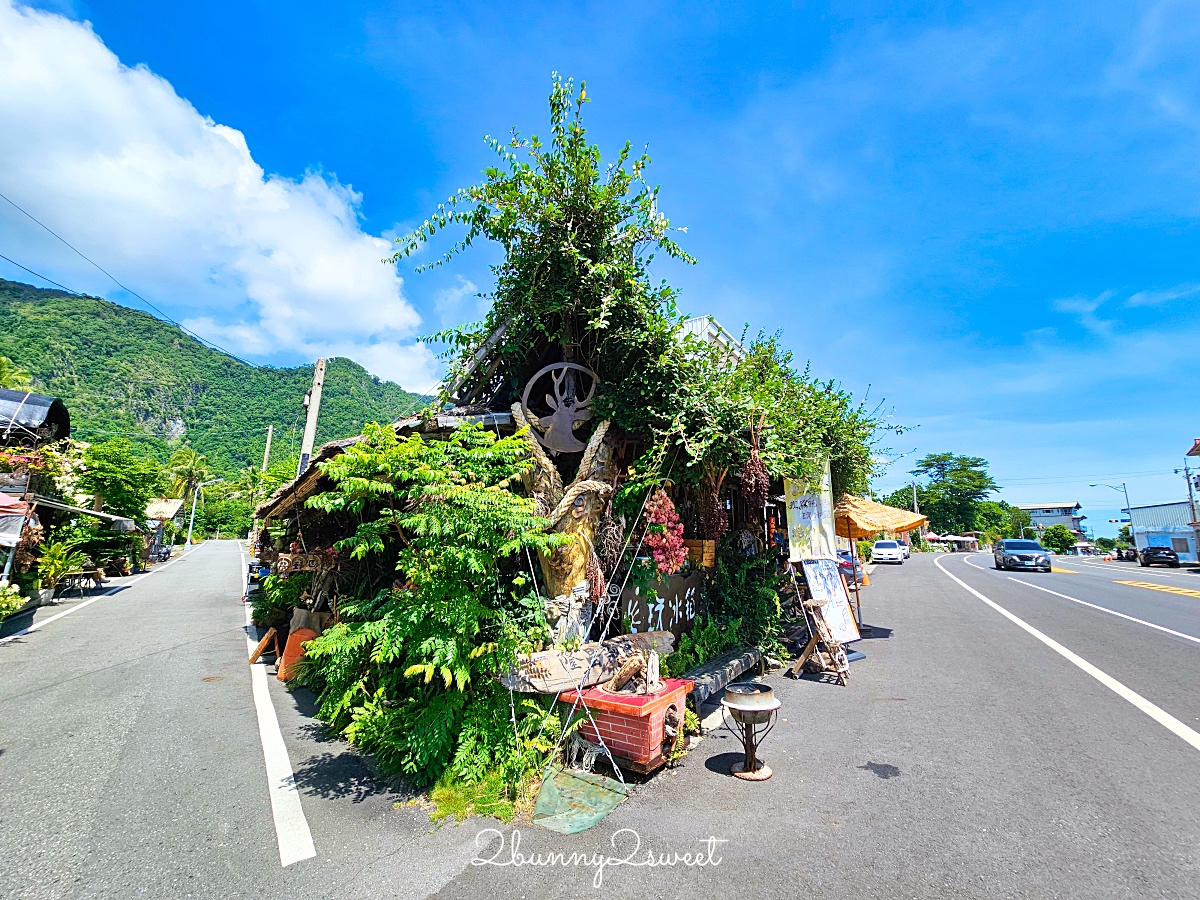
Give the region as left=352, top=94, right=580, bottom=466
left=1016, top=502, right=1087, bottom=538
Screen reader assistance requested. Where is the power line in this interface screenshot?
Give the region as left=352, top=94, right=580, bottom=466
left=0, top=190, right=255, bottom=366
left=0, top=252, right=83, bottom=296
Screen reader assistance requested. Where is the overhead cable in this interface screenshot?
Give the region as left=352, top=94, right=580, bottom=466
left=0, top=190, right=255, bottom=366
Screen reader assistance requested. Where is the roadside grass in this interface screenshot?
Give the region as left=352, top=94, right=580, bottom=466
left=429, top=770, right=517, bottom=823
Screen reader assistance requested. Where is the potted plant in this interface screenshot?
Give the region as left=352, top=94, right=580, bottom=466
left=36, top=540, right=88, bottom=604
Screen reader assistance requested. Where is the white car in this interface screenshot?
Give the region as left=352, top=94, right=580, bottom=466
left=871, top=540, right=904, bottom=564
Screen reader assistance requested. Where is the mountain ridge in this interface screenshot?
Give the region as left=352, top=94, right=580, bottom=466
left=0, top=279, right=428, bottom=472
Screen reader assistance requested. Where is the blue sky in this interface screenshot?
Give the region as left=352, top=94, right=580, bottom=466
left=2, top=0, right=1198, bottom=534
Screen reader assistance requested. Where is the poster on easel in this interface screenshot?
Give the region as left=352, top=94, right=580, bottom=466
left=785, top=461, right=837, bottom=562
left=801, top=558, right=860, bottom=645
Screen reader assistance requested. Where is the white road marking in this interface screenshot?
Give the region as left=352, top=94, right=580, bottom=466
left=1008, top=577, right=1200, bottom=646
left=238, top=542, right=315, bottom=868
left=934, top=555, right=1200, bottom=754
left=0, top=546, right=192, bottom=646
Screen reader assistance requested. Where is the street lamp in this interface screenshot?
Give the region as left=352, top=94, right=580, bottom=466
left=185, top=478, right=224, bottom=548
left=1091, top=482, right=1132, bottom=543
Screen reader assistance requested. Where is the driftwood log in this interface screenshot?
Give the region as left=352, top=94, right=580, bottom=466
left=512, top=403, right=614, bottom=641
left=602, top=654, right=644, bottom=693
left=499, top=631, right=675, bottom=694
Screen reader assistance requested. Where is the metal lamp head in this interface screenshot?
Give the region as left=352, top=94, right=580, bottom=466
left=721, top=683, right=781, bottom=781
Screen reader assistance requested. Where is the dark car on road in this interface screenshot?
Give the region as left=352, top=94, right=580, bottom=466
left=994, top=539, right=1051, bottom=573
left=1139, top=545, right=1180, bottom=568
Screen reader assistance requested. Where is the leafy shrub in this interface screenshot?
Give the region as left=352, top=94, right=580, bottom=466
left=297, top=422, right=566, bottom=790
left=661, top=615, right=742, bottom=677
left=252, top=572, right=312, bottom=631
left=704, top=537, right=784, bottom=655
left=37, top=540, right=88, bottom=590
left=0, top=580, right=24, bottom=620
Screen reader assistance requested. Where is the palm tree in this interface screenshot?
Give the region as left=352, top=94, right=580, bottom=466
left=169, top=446, right=211, bottom=504
left=231, top=465, right=270, bottom=508
left=0, top=356, right=32, bottom=390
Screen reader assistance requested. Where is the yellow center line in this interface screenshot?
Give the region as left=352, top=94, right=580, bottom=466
left=1051, top=567, right=1077, bottom=574
left=1114, top=580, right=1200, bottom=599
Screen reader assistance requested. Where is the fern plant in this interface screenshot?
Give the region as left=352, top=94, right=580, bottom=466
left=299, top=422, right=567, bottom=788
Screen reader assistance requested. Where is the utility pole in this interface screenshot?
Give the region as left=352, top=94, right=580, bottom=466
left=249, top=424, right=275, bottom=541
left=185, top=478, right=223, bottom=548
left=297, top=359, right=326, bottom=477
left=1176, top=460, right=1198, bottom=525
left=262, top=424, right=274, bottom=472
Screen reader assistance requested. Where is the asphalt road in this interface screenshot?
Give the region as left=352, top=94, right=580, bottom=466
left=3, top=544, right=1200, bottom=898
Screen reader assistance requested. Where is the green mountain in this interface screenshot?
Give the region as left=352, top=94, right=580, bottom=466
left=0, top=279, right=428, bottom=473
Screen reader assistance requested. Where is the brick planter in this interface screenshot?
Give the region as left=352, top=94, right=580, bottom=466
left=558, top=677, right=693, bottom=774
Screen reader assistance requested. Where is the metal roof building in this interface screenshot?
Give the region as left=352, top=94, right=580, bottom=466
left=1128, top=501, right=1198, bottom=562
left=0, top=388, right=70, bottom=447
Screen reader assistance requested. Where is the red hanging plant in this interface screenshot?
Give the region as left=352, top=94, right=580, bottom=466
left=740, top=412, right=770, bottom=510
left=643, top=487, right=687, bottom=576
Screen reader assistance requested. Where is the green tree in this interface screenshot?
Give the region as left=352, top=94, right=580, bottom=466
left=195, top=494, right=252, bottom=538
left=169, top=446, right=211, bottom=504
left=398, top=77, right=880, bottom=502
left=0, top=355, right=31, bottom=389
left=1117, top=524, right=1133, bottom=548
left=974, top=500, right=1032, bottom=541
left=904, top=453, right=999, bottom=534
left=394, top=74, right=694, bottom=438
left=1040, top=524, right=1077, bottom=554
left=1095, top=536, right=1116, bottom=551
left=79, top=438, right=165, bottom=520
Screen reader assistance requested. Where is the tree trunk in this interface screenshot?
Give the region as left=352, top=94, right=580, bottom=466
left=512, top=404, right=614, bottom=642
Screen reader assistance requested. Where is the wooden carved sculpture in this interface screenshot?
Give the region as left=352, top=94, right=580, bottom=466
left=512, top=401, right=613, bottom=644
left=520, top=362, right=597, bottom=454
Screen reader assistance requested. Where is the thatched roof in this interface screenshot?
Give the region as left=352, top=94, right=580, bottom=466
left=834, top=494, right=927, bottom=539
left=255, top=410, right=515, bottom=522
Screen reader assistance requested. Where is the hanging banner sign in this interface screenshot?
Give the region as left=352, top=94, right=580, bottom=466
left=801, top=558, right=860, bottom=645
left=785, top=460, right=837, bottom=562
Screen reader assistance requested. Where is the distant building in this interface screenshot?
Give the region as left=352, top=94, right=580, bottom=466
left=1016, top=502, right=1086, bottom=539
left=680, top=316, right=746, bottom=361
left=1128, top=502, right=1198, bottom=562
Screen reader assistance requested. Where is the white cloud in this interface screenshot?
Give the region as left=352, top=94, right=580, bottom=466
left=1051, top=290, right=1115, bottom=335
left=1126, top=282, right=1200, bottom=306
left=0, top=0, right=438, bottom=390
left=434, top=275, right=484, bottom=328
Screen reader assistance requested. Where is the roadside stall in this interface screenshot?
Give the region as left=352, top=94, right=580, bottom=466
left=832, top=495, right=927, bottom=625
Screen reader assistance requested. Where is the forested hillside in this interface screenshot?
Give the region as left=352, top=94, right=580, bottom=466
left=0, top=280, right=428, bottom=473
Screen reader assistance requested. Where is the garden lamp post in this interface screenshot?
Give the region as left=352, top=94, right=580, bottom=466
left=186, top=479, right=224, bottom=548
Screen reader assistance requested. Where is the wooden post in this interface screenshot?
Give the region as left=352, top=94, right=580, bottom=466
left=297, top=359, right=326, bottom=477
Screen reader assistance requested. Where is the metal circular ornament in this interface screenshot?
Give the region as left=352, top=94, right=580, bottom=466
left=520, top=362, right=598, bottom=454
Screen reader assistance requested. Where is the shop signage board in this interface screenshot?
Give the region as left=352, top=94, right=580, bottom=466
left=621, top=571, right=705, bottom=639
left=272, top=552, right=341, bottom=575
left=785, top=460, right=837, bottom=562
left=801, top=558, right=860, bottom=645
